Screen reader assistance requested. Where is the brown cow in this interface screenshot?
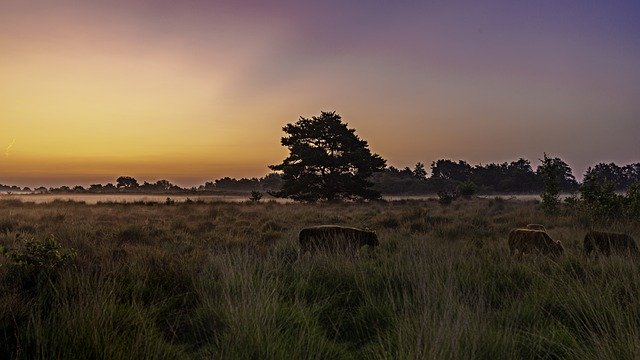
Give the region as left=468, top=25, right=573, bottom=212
left=584, top=231, right=638, bottom=257
left=508, top=228, right=564, bottom=256
left=298, top=225, right=378, bottom=258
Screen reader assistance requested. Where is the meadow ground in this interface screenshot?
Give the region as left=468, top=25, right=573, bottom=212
left=1, top=198, right=639, bottom=359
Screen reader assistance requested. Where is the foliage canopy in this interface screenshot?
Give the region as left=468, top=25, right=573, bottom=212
left=269, top=111, right=386, bottom=202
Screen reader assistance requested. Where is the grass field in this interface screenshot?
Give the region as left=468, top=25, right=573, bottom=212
left=1, top=198, right=639, bottom=359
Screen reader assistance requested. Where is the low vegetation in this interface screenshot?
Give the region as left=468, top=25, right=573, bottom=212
left=1, top=198, right=639, bottom=359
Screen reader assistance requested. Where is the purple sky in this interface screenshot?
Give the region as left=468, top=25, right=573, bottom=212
left=1, top=0, right=639, bottom=186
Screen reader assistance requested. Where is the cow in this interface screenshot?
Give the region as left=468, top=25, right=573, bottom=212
left=526, top=224, right=547, bottom=231
left=583, top=231, right=638, bottom=257
left=508, top=228, right=564, bottom=256
left=298, top=225, right=378, bottom=258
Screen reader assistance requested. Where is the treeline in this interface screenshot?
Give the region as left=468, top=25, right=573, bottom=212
left=0, top=184, right=34, bottom=193
left=35, top=174, right=284, bottom=194
left=3, top=159, right=639, bottom=196
left=372, top=158, right=640, bottom=195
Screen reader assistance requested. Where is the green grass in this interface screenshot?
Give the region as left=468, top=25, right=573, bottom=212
left=1, top=198, right=639, bottom=359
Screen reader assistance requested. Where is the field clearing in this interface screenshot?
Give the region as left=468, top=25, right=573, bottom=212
left=1, top=198, right=639, bottom=359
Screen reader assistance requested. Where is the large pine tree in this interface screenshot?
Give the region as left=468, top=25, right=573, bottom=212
left=269, top=111, right=386, bottom=202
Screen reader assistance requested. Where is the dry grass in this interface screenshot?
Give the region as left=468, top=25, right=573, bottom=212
left=1, top=198, right=639, bottom=359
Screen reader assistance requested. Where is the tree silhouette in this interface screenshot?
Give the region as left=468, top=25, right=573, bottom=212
left=116, top=176, right=139, bottom=189
left=538, top=153, right=562, bottom=215
left=504, top=158, right=538, bottom=192
left=535, top=157, right=578, bottom=192
left=269, top=111, right=386, bottom=202
left=413, top=162, right=427, bottom=180
left=430, top=160, right=472, bottom=182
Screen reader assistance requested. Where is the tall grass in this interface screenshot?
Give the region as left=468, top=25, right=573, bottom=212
left=0, top=199, right=639, bottom=359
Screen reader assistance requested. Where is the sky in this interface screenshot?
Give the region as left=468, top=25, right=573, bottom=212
left=1, top=0, right=639, bottom=187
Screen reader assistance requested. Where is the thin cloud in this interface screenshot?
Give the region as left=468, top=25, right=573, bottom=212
left=5, top=138, right=15, bottom=157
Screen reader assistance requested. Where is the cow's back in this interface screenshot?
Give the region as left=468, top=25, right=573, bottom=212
left=585, top=231, right=638, bottom=256
left=298, top=225, right=367, bottom=254
left=509, top=228, right=561, bottom=256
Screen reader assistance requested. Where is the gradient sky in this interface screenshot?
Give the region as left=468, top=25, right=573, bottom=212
left=1, top=0, right=639, bottom=187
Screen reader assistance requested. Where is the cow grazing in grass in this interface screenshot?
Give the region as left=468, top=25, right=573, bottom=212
left=298, top=225, right=378, bottom=258
left=584, top=231, right=638, bottom=257
left=508, top=228, right=564, bottom=256
left=526, top=224, right=546, bottom=231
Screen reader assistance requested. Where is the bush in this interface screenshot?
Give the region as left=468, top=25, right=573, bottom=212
left=249, top=191, right=263, bottom=202
left=625, top=182, right=640, bottom=219
left=539, top=154, right=561, bottom=215
left=2, top=235, right=76, bottom=289
left=457, top=180, right=477, bottom=198
left=437, top=191, right=455, bottom=205
left=580, top=177, right=624, bottom=221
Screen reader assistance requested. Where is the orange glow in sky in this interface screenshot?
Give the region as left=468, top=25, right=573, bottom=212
left=2, top=1, right=639, bottom=187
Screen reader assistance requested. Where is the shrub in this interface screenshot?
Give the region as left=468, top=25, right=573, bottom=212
left=539, top=154, right=561, bottom=215
left=457, top=180, right=477, bottom=198
left=580, top=177, right=624, bottom=221
left=2, top=235, right=76, bottom=289
left=625, top=181, right=640, bottom=219
left=249, top=191, right=263, bottom=202
left=437, top=191, right=455, bottom=205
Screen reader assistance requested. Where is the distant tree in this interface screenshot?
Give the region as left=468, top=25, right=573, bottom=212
left=504, top=158, right=539, bottom=193
left=535, top=157, right=578, bottom=192
left=72, top=185, right=85, bottom=193
left=430, top=160, right=472, bottom=182
left=471, top=162, right=507, bottom=192
left=249, top=190, right=263, bottom=202
left=139, top=181, right=153, bottom=191
left=155, top=180, right=173, bottom=191
left=429, top=160, right=471, bottom=193
left=538, top=153, right=561, bottom=215
left=623, top=163, right=640, bottom=187
left=213, top=177, right=260, bottom=190
left=386, top=166, right=414, bottom=179
left=259, top=173, right=284, bottom=191
left=581, top=170, right=624, bottom=220
left=586, top=163, right=627, bottom=191
left=370, top=167, right=434, bottom=194
left=89, top=184, right=103, bottom=192
left=625, top=182, right=640, bottom=219
left=457, top=180, right=477, bottom=198
left=269, top=111, right=386, bottom=202
left=399, top=167, right=414, bottom=178
left=413, top=162, right=427, bottom=180
left=116, top=176, right=139, bottom=189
